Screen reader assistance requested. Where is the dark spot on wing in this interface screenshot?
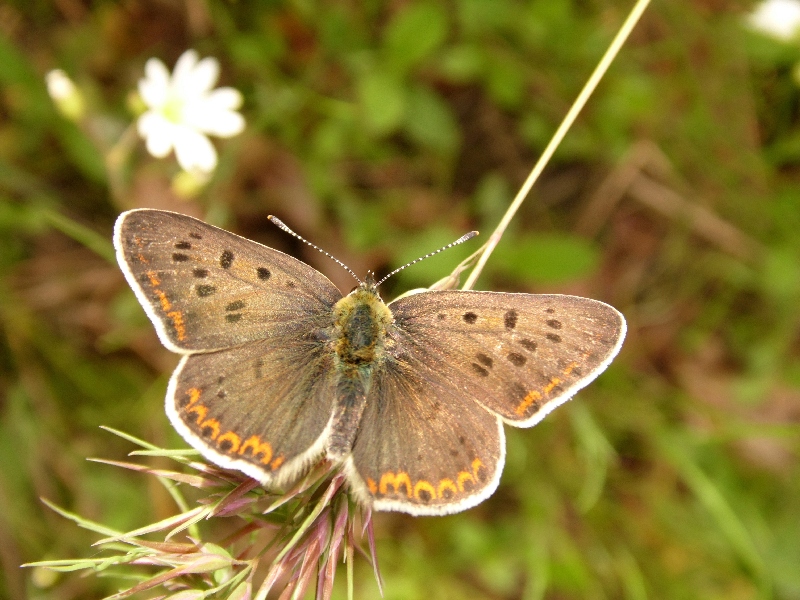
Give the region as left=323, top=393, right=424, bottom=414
left=474, top=462, right=488, bottom=482
left=511, top=382, right=528, bottom=401
left=257, top=267, right=271, bottom=280
left=463, top=312, right=478, bottom=324
left=470, top=363, right=489, bottom=377
left=504, top=310, right=518, bottom=329
left=546, top=319, right=562, bottom=329
left=546, top=333, right=562, bottom=343
left=475, top=353, right=493, bottom=368
left=219, top=439, right=233, bottom=451
left=172, top=253, right=189, bottom=262
left=440, top=487, right=454, bottom=500
left=545, top=307, right=555, bottom=314
left=286, top=281, right=296, bottom=289
left=225, top=313, right=242, bottom=323
left=437, top=313, right=446, bottom=320
left=174, top=241, right=192, bottom=250
left=189, top=232, right=202, bottom=240
left=196, top=284, right=216, bottom=297
left=507, top=352, right=527, bottom=367
left=520, top=339, right=537, bottom=351
left=193, top=268, right=209, bottom=278
left=417, top=489, right=432, bottom=502
left=220, top=250, right=234, bottom=269
left=226, top=300, right=245, bottom=311
left=217, top=390, right=226, bottom=398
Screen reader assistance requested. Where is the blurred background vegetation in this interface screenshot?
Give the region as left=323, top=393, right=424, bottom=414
left=2, top=0, right=799, bottom=598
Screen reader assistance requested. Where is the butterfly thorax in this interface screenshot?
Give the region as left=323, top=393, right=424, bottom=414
left=332, top=284, right=393, bottom=366
left=327, top=283, right=393, bottom=459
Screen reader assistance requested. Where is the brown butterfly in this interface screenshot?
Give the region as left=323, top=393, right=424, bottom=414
left=114, top=209, right=625, bottom=515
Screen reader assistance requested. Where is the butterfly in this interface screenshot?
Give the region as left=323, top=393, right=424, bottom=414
left=114, top=209, right=625, bottom=515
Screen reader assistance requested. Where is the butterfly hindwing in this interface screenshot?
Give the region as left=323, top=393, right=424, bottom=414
left=347, top=333, right=505, bottom=515
left=114, top=209, right=342, bottom=352
left=168, top=335, right=339, bottom=486
left=388, top=291, right=626, bottom=427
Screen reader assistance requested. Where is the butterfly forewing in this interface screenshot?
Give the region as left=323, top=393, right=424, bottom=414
left=168, top=336, right=338, bottom=485
left=348, top=341, right=505, bottom=516
left=389, top=291, right=626, bottom=427
left=114, top=210, right=342, bottom=352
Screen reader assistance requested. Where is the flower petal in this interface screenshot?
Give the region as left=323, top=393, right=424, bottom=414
left=204, top=87, right=243, bottom=111
left=183, top=95, right=245, bottom=136
left=183, top=57, right=220, bottom=95
left=139, top=58, right=170, bottom=108
left=748, top=0, right=800, bottom=40
left=196, top=109, right=245, bottom=137
left=172, top=50, right=200, bottom=89
left=173, top=127, right=217, bottom=172
left=139, top=113, right=176, bottom=158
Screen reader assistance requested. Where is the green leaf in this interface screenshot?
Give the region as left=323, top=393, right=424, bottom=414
left=384, top=3, right=449, bottom=74
left=439, top=44, right=485, bottom=81
left=357, top=71, right=406, bottom=135
left=492, top=233, right=599, bottom=283
left=402, top=85, right=460, bottom=152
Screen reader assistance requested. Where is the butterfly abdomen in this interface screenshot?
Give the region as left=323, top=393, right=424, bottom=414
left=327, top=285, right=393, bottom=458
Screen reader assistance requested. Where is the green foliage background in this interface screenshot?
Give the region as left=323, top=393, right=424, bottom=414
left=1, top=0, right=799, bottom=598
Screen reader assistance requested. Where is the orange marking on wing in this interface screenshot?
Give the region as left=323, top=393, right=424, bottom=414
left=414, top=480, right=436, bottom=501
left=515, top=390, right=542, bottom=416
left=217, top=431, right=241, bottom=453
left=270, top=455, right=284, bottom=470
left=457, top=470, right=475, bottom=492
left=137, top=253, right=149, bottom=264
left=186, top=388, right=202, bottom=407
left=471, top=458, right=484, bottom=477
left=437, top=478, right=458, bottom=498
left=199, top=418, right=220, bottom=440
left=562, top=361, right=578, bottom=376
left=543, top=377, right=561, bottom=394
left=379, top=471, right=412, bottom=497
left=239, top=435, right=273, bottom=465
left=144, top=270, right=186, bottom=341
left=367, top=477, right=378, bottom=495
left=154, top=289, right=172, bottom=311
left=186, top=403, right=207, bottom=424
left=166, top=310, right=186, bottom=341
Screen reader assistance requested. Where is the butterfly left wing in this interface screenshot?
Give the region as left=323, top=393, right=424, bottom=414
left=167, top=336, right=338, bottom=487
left=387, top=291, right=626, bottom=428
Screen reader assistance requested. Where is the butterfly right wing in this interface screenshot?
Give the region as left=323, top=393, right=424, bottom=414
left=114, top=209, right=343, bottom=353
left=346, top=330, right=505, bottom=516
left=167, top=333, right=339, bottom=486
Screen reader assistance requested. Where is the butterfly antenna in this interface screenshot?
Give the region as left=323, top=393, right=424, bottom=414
left=375, top=231, right=479, bottom=287
left=268, top=216, right=363, bottom=284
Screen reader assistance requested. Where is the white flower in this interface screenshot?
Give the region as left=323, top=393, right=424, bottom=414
left=748, top=0, right=800, bottom=41
left=137, top=50, right=245, bottom=174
